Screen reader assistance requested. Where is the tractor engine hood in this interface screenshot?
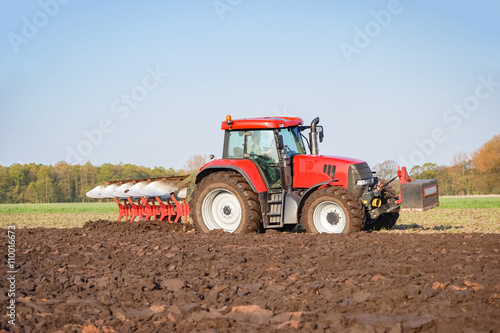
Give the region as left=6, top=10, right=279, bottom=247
left=292, top=155, right=373, bottom=193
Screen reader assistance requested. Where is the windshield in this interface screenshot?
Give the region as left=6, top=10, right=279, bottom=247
left=279, top=127, right=306, bottom=155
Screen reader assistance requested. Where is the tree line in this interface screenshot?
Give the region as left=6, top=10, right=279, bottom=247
left=0, top=162, right=189, bottom=204
left=0, top=154, right=211, bottom=204
left=0, top=134, right=498, bottom=203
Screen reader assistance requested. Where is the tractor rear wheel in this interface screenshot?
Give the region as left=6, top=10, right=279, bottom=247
left=190, top=172, right=262, bottom=234
left=300, top=186, right=365, bottom=234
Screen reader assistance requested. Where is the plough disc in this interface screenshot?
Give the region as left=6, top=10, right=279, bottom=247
left=85, top=175, right=190, bottom=223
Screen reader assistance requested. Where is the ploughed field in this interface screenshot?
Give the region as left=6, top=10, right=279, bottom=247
left=1, top=218, right=500, bottom=333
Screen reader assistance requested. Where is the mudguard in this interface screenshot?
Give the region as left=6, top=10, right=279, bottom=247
left=196, top=159, right=268, bottom=193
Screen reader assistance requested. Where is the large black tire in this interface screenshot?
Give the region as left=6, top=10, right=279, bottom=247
left=190, top=172, right=262, bottom=234
left=364, top=185, right=400, bottom=231
left=300, top=187, right=365, bottom=234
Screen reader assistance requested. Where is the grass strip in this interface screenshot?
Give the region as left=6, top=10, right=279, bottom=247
left=0, top=202, right=117, bottom=214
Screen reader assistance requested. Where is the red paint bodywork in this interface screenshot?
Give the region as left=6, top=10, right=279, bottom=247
left=199, top=155, right=366, bottom=192
left=197, top=159, right=268, bottom=193
left=396, top=166, right=413, bottom=204
left=292, top=155, right=365, bottom=189
left=221, top=117, right=303, bottom=130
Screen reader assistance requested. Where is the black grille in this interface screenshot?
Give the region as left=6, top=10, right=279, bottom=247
left=322, top=164, right=336, bottom=180
left=347, top=162, right=372, bottom=198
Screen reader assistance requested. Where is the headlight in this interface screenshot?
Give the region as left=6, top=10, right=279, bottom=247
left=356, top=179, right=368, bottom=186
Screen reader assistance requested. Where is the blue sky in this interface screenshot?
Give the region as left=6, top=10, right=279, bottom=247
left=1, top=0, right=499, bottom=170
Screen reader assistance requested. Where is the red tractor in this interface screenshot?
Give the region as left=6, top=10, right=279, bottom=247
left=191, top=115, right=439, bottom=234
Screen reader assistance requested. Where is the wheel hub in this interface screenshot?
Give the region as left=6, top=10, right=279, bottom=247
left=222, top=205, right=233, bottom=218
left=326, top=211, right=339, bottom=225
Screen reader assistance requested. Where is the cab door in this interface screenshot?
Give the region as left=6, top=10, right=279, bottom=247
left=225, top=130, right=282, bottom=189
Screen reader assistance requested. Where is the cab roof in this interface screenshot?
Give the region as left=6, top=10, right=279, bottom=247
left=221, top=116, right=303, bottom=130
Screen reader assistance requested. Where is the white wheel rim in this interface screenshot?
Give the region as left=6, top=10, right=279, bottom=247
left=202, top=189, right=242, bottom=233
left=313, top=201, right=346, bottom=233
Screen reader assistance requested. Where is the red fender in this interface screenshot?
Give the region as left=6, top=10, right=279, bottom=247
left=196, top=159, right=268, bottom=193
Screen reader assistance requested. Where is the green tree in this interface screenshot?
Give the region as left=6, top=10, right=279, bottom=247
left=409, top=165, right=423, bottom=179
left=24, top=182, right=38, bottom=203
left=27, top=163, right=39, bottom=183
left=79, top=162, right=98, bottom=202
left=36, top=165, right=56, bottom=203
left=121, top=164, right=150, bottom=181
left=434, top=165, right=452, bottom=195
left=150, top=166, right=167, bottom=178
left=8, top=164, right=29, bottom=203
left=420, top=163, right=438, bottom=179
left=97, top=163, right=118, bottom=184
left=54, top=162, right=74, bottom=202
left=0, top=165, right=9, bottom=203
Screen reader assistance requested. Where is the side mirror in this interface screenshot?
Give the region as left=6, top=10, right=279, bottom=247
left=319, top=127, right=324, bottom=143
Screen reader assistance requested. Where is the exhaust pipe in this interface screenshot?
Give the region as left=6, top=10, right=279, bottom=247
left=309, top=117, right=320, bottom=155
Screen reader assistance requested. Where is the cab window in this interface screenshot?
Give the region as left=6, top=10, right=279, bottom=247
left=226, top=131, right=245, bottom=158
left=246, top=130, right=279, bottom=162
left=279, top=127, right=306, bottom=156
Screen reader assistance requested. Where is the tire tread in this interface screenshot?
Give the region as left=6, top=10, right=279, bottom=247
left=300, top=186, right=365, bottom=234
left=190, top=171, right=262, bottom=233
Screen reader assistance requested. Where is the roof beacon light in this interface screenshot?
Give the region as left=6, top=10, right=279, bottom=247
left=226, top=115, right=233, bottom=130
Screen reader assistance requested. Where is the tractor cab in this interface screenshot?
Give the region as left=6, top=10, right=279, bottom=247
left=214, top=115, right=340, bottom=229
left=220, top=116, right=326, bottom=187
left=223, top=124, right=308, bottom=189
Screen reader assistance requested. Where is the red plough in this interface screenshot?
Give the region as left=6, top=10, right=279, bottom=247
left=87, top=176, right=190, bottom=223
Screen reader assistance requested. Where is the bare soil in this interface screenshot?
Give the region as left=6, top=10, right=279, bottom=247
left=1, top=220, right=499, bottom=332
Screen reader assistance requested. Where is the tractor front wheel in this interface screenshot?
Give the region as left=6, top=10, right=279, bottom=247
left=365, top=212, right=399, bottom=231
left=301, top=186, right=365, bottom=234
left=190, top=172, right=262, bottom=233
